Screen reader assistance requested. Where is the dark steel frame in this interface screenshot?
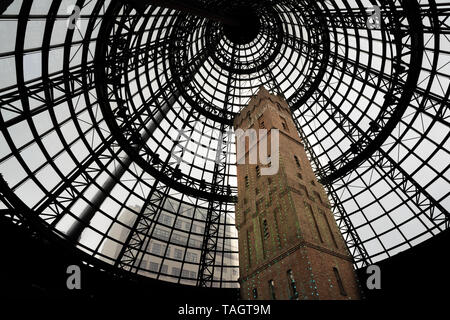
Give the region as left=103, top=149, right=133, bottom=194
left=0, top=0, right=448, bottom=288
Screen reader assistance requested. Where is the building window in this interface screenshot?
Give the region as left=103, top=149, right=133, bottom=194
left=245, top=175, right=249, bottom=188
left=268, top=280, right=276, bottom=300
left=244, top=208, right=250, bottom=220
left=190, top=239, right=201, bottom=249
left=321, top=209, right=338, bottom=248
left=266, top=195, right=272, bottom=208
left=152, top=242, right=162, bottom=255
left=252, top=288, right=258, bottom=299
left=256, top=201, right=262, bottom=211
left=313, top=191, right=322, bottom=203
left=182, top=270, right=191, bottom=278
left=261, top=154, right=272, bottom=169
left=263, top=219, right=270, bottom=239
left=149, top=262, right=159, bottom=272
left=333, top=267, right=347, bottom=296
left=154, top=228, right=169, bottom=241
left=140, top=259, right=148, bottom=269
left=246, top=231, right=252, bottom=268
left=174, top=248, right=183, bottom=260
left=305, top=202, right=324, bottom=243
left=287, top=270, right=299, bottom=300
left=280, top=116, right=289, bottom=132
left=172, top=267, right=181, bottom=276
left=256, top=187, right=260, bottom=195
left=162, top=214, right=172, bottom=225
left=256, top=165, right=261, bottom=177
left=298, top=183, right=306, bottom=195
left=172, top=234, right=186, bottom=245
left=186, top=252, right=198, bottom=263
left=294, top=155, right=301, bottom=168
left=161, top=264, right=168, bottom=274
left=259, top=116, right=265, bottom=129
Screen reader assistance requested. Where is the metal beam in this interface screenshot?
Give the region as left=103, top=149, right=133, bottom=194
left=319, top=1, right=424, bottom=185
left=0, top=0, right=13, bottom=15
left=65, top=92, right=178, bottom=242
left=122, top=0, right=240, bottom=26
left=197, top=50, right=236, bottom=287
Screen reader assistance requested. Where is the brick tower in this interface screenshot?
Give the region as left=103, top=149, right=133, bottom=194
left=234, top=87, right=360, bottom=300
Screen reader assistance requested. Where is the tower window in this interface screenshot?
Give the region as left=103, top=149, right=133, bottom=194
left=256, top=166, right=261, bottom=177
left=313, top=191, right=321, bottom=203
left=266, top=154, right=271, bottom=168
left=259, top=116, right=265, bottom=129
left=321, top=209, right=338, bottom=249
left=268, top=280, right=276, bottom=300
left=280, top=116, right=289, bottom=132
left=245, top=175, right=249, bottom=188
left=333, top=267, right=347, bottom=296
left=305, top=202, right=324, bottom=243
left=294, top=155, right=301, bottom=168
left=263, top=219, right=269, bottom=239
left=287, top=270, right=299, bottom=300
left=252, top=288, right=258, bottom=299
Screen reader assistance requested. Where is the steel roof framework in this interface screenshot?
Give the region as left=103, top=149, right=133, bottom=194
left=0, top=0, right=449, bottom=288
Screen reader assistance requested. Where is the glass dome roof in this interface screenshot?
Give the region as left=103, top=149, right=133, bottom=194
left=0, top=0, right=448, bottom=288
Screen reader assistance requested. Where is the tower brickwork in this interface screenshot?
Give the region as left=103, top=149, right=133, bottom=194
left=234, top=87, right=360, bottom=300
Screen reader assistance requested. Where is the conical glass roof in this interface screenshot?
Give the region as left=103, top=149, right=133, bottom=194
left=0, top=0, right=448, bottom=287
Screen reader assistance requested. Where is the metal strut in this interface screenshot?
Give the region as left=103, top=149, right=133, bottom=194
left=122, top=0, right=240, bottom=26
left=197, top=50, right=236, bottom=287
left=65, top=93, right=178, bottom=242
